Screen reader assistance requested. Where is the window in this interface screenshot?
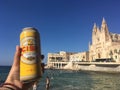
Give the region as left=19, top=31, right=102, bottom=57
left=97, top=37, right=100, bottom=41
left=119, top=50, right=120, bottom=54
left=114, top=49, right=117, bottom=53
left=109, top=50, right=113, bottom=56
left=56, top=57, right=62, bottom=60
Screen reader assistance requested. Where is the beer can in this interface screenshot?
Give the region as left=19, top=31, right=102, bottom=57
left=20, top=27, right=42, bottom=82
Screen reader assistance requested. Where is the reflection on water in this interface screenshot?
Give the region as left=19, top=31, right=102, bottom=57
left=37, top=70, right=120, bottom=90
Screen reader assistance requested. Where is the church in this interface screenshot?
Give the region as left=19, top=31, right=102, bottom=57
left=47, top=18, right=120, bottom=65
left=89, top=18, right=120, bottom=62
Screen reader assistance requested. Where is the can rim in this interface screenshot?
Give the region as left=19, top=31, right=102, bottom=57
left=22, top=27, right=38, bottom=32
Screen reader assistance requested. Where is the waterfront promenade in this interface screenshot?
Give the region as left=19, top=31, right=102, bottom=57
left=48, top=61, right=120, bottom=68
left=47, top=61, right=120, bottom=72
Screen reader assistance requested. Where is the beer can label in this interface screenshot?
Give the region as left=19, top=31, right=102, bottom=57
left=21, top=37, right=37, bottom=64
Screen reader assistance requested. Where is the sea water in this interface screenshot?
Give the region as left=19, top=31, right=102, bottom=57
left=0, top=66, right=120, bottom=90
left=38, top=69, right=120, bottom=90
left=0, top=66, right=11, bottom=83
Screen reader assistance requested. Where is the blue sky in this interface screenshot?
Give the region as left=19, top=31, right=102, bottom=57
left=0, top=0, right=120, bottom=65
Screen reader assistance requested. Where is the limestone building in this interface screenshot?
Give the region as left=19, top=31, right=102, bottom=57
left=70, top=51, right=89, bottom=62
left=89, top=18, right=120, bottom=62
left=47, top=18, right=120, bottom=66
left=47, top=51, right=75, bottom=67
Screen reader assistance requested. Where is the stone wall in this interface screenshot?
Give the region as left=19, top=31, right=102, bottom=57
left=76, top=65, right=120, bottom=73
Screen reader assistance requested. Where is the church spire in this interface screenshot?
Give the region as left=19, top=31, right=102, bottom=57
left=93, top=23, right=97, bottom=32
left=93, top=23, right=97, bottom=28
left=102, top=17, right=106, bottom=24
left=101, top=17, right=108, bottom=31
left=101, top=18, right=110, bottom=41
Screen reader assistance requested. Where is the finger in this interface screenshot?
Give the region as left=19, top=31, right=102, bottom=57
left=13, top=45, right=21, bottom=66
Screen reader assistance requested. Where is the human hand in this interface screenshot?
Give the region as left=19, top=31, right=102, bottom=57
left=5, top=45, right=23, bottom=90
left=0, top=45, right=44, bottom=90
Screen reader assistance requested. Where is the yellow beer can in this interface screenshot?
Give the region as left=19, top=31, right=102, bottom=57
left=20, top=27, right=42, bottom=82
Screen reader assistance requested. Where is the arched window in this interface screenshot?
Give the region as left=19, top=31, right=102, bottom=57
left=98, top=53, right=101, bottom=58
left=114, top=49, right=117, bottom=53
left=115, top=56, right=117, bottom=59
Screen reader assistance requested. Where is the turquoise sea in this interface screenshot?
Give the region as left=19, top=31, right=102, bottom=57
left=0, top=66, right=120, bottom=90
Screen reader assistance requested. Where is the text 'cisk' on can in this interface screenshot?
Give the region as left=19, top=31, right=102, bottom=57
left=20, top=27, right=42, bottom=82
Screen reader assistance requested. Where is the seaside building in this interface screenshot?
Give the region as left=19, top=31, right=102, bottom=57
left=47, top=51, right=75, bottom=68
left=89, top=18, right=120, bottom=62
left=47, top=18, right=120, bottom=68
left=70, top=51, right=89, bottom=62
